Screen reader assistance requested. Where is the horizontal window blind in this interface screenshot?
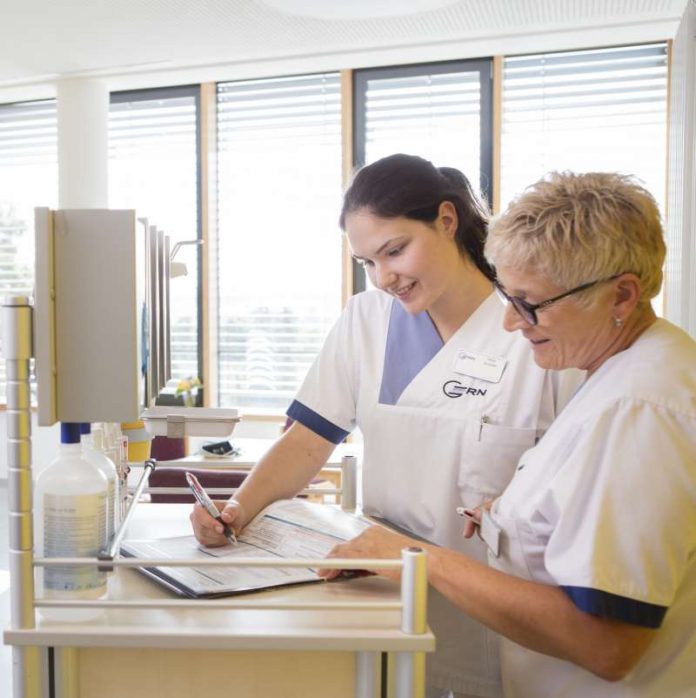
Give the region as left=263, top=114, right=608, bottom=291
left=0, top=100, right=57, bottom=402
left=109, top=92, right=200, bottom=387
left=361, top=70, right=484, bottom=181
left=353, top=60, right=492, bottom=292
left=216, top=73, right=342, bottom=410
left=501, top=43, right=668, bottom=211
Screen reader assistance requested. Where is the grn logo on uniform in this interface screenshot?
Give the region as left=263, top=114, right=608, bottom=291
left=442, top=380, right=488, bottom=398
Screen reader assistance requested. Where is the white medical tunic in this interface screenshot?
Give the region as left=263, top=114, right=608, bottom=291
left=288, top=290, right=584, bottom=698
left=489, top=319, right=696, bottom=698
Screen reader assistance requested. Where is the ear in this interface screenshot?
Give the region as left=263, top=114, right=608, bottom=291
left=612, top=273, right=642, bottom=321
left=437, top=200, right=458, bottom=239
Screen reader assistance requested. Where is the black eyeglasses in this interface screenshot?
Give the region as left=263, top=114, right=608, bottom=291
left=493, top=275, right=622, bottom=326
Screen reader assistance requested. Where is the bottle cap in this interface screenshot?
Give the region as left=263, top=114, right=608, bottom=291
left=60, top=422, right=82, bottom=444
left=79, top=422, right=92, bottom=435
left=121, top=420, right=145, bottom=430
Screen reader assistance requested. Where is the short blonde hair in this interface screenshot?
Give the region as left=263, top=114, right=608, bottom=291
left=485, top=171, right=665, bottom=305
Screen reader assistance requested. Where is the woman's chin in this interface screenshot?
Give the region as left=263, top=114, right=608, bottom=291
left=395, top=290, right=424, bottom=314
left=530, top=342, right=558, bottom=369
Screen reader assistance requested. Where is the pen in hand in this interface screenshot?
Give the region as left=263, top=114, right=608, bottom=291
left=456, top=506, right=481, bottom=539
left=456, top=507, right=479, bottom=524
left=185, top=471, right=238, bottom=545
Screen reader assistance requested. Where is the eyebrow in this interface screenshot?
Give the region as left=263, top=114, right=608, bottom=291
left=497, top=281, right=529, bottom=301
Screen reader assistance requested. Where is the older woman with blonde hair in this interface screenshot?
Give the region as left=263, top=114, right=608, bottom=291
left=324, top=171, right=696, bottom=697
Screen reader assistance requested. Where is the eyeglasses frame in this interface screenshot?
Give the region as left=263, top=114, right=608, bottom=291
left=493, top=274, right=623, bottom=326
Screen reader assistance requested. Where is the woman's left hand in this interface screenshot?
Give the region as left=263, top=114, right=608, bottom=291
left=318, top=525, right=418, bottom=582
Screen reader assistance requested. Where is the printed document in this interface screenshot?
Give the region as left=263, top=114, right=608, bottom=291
left=121, top=499, right=371, bottom=597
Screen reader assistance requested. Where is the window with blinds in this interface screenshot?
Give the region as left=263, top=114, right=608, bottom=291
left=109, top=88, right=201, bottom=386
left=216, top=73, right=343, bottom=411
left=355, top=60, right=493, bottom=198
left=501, top=43, right=668, bottom=211
left=353, top=59, right=493, bottom=292
left=0, top=100, right=57, bottom=402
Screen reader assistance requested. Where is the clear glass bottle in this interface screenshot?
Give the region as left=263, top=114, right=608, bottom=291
left=35, top=422, right=108, bottom=621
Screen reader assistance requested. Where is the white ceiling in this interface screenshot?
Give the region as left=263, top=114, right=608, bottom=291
left=0, top=0, right=689, bottom=98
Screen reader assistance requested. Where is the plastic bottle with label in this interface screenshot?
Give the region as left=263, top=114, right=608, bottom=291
left=80, top=423, right=119, bottom=544
left=35, top=422, right=108, bottom=620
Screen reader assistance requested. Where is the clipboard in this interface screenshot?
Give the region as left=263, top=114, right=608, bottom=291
left=120, top=499, right=371, bottom=598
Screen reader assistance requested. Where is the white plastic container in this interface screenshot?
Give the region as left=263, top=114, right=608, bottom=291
left=141, top=406, right=240, bottom=438
left=81, top=423, right=119, bottom=543
left=35, top=422, right=108, bottom=621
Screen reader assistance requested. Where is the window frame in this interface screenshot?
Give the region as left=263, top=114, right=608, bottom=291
left=0, top=98, right=58, bottom=406
left=213, top=71, right=345, bottom=413
left=499, top=42, right=668, bottom=212
left=352, top=58, right=494, bottom=292
left=109, top=84, right=205, bottom=401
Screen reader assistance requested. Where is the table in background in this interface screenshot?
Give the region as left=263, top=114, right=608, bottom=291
left=150, top=436, right=363, bottom=505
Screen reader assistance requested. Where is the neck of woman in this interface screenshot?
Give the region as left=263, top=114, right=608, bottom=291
left=587, top=304, right=658, bottom=377
left=618, top=303, right=659, bottom=352
left=428, top=263, right=494, bottom=343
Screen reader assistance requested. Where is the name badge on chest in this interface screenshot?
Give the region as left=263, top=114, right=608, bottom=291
left=453, top=350, right=507, bottom=383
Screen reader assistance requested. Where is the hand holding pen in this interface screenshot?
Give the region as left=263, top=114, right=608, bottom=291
left=186, top=471, right=240, bottom=547
left=457, top=507, right=481, bottom=539
left=457, top=500, right=493, bottom=539
left=457, top=500, right=500, bottom=557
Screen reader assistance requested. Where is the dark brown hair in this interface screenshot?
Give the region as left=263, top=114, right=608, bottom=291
left=339, top=154, right=493, bottom=280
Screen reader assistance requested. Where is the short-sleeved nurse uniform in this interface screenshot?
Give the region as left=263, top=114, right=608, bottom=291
left=489, top=319, right=696, bottom=698
left=288, top=290, right=584, bottom=698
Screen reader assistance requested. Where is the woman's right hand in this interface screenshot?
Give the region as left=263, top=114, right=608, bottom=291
left=189, top=499, right=246, bottom=547
left=461, top=499, right=493, bottom=539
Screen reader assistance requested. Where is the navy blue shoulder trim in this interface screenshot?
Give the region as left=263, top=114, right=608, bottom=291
left=561, top=586, right=667, bottom=629
left=286, top=400, right=350, bottom=445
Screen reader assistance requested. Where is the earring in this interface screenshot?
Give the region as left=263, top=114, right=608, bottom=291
left=613, top=316, right=623, bottom=328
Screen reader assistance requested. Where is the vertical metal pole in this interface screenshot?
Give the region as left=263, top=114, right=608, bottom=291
left=340, top=455, right=357, bottom=512
left=355, top=651, right=380, bottom=698
left=54, top=647, right=80, bottom=698
left=3, top=296, right=45, bottom=698
left=395, top=547, right=428, bottom=698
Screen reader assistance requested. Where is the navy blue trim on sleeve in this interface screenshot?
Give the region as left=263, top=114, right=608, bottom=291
left=286, top=400, right=350, bottom=445
left=561, top=586, right=667, bottom=628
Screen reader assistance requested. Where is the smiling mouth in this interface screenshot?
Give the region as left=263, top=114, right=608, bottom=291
left=529, top=338, right=550, bottom=345
left=393, top=281, right=416, bottom=297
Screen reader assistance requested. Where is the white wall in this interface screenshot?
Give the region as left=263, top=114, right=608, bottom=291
left=0, top=17, right=680, bottom=104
